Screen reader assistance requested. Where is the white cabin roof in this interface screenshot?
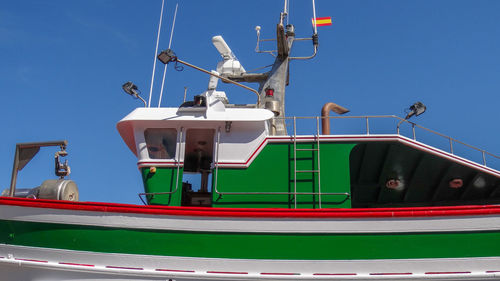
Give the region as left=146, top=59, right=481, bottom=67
left=117, top=107, right=274, bottom=156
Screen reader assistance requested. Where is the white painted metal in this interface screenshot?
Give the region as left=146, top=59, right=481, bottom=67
left=1, top=244, right=500, bottom=281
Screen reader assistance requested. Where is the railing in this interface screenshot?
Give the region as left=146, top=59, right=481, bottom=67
left=138, top=128, right=184, bottom=205
left=138, top=115, right=499, bottom=206
left=275, top=115, right=500, bottom=170
left=213, top=121, right=351, bottom=207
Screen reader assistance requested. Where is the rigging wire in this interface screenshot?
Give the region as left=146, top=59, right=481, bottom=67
left=148, top=0, right=165, bottom=108
left=158, top=3, right=179, bottom=107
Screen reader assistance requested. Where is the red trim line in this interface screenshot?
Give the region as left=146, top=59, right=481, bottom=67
left=261, top=272, right=300, bottom=275
left=207, top=271, right=248, bottom=275
left=138, top=161, right=183, bottom=166
left=59, top=262, right=95, bottom=267
left=486, top=271, right=500, bottom=273
left=15, top=258, right=48, bottom=263
left=370, top=272, right=413, bottom=275
left=2, top=196, right=500, bottom=219
left=313, top=273, right=357, bottom=276
left=106, top=265, right=143, bottom=270
left=425, top=271, right=471, bottom=275
left=155, top=269, right=195, bottom=273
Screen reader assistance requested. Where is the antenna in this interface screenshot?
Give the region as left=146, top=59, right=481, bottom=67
left=312, top=0, right=318, bottom=35
left=148, top=0, right=166, bottom=108
left=283, top=0, right=289, bottom=25
left=158, top=3, right=179, bottom=108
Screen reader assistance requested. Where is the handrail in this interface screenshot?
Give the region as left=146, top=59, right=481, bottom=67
left=138, top=127, right=184, bottom=205
left=293, top=117, right=297, bottom=208
left=139, top=115, right=498, bottom=206
left=275, top=115, right=500, bottom=169
left=316, top=116, right=322, bottom=208
left=213, top=116, right=350, bottom=205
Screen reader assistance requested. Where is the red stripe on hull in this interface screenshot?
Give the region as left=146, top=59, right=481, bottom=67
left=2, top=196, right=500, bottom=219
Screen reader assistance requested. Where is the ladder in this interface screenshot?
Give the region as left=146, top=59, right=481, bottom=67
left=292, top=117, right=322, bottom=208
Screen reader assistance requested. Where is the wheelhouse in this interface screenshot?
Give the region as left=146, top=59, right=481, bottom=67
left=118, top=94, right=500, bottom=209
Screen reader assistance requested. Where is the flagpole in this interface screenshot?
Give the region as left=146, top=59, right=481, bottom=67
left=312, top=0, right=318, bottom=34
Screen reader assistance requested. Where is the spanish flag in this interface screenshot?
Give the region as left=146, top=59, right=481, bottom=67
left=312, top=17, right=332, bottom=27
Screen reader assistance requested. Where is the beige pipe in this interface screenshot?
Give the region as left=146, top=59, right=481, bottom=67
left=321, top=102, right=349, bottom=135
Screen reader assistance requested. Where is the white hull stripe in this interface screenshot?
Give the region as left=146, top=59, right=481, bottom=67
left=2, top=204, right=500, bottom=233
left=1, top=244, right=500, bottom=281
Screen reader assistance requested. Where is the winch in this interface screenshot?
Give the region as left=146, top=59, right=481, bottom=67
left=2, top=140, right=79, bottom=201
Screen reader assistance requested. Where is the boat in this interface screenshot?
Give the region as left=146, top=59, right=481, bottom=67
left=1, top=1, right=500, bottom=280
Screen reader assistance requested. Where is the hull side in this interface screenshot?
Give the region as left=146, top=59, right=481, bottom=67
left=1, top=244, right=500, bottom=281
left=2, top=197, right=500, bottom=280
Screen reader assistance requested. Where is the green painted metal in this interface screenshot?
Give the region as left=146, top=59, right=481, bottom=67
left=141, top=167, right=182, bottom=206
left=1, top=219, right=500, bottom=260
left=140, top=142, right=355, bottom=208
left=213, top=142, right=355, bottom=208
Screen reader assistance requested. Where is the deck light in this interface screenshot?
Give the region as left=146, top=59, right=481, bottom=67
left=122, top=81, right=139, bottom=96
left=397, top=101, right=426, bottom=134
left=449, top=178, right=463, bottom=189
left=122, top=81, right=147, bottom=107
left=386, top=178, right=403, bottom=190
left=473, top=176, right=486, bottom=188
left=405, top=102, right=426, bottom=120
left=158, top=49, right=177, bottom=64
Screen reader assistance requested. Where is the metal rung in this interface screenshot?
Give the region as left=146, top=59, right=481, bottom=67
left=296, top=170, right=319, bottom=173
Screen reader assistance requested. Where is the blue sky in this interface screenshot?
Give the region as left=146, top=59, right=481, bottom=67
left=1, top=0, right=499, bottom=204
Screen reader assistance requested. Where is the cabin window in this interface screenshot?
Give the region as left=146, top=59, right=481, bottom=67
left=144, top=128, right=177, bottom=159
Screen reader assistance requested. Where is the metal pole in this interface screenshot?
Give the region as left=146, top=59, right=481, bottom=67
left=316, top=116, right=322, bottom=209
left=311, top=0, right=318, bottom=34
left=215, top=127, right=221, bottom=196
left=176, top=58, right=261, bottom=105
left=148, top=0, right=165, bottom=108
left=158, top=3, right=179, bottom=107
left=293, top=117, right=297, bottom=209
left=366, top=117, right=370, bottom=135
left=8, top=146, right=20, bottom=197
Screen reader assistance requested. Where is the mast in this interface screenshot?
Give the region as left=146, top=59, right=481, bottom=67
left=221, top=17, right=297, bottom=135
left=219, top=1, right=318, bottom=135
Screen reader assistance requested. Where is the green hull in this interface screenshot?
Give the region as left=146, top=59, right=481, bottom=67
left=2, top=219, right=500, bottom=260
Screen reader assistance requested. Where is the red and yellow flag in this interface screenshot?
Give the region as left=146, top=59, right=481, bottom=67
left=312, top=17, right=332, bottom=27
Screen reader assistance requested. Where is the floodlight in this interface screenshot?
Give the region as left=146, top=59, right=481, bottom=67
left=122, top=81, right=139, bottom=97
left=122, top=81, right=146, bottom=107
left=405, top=102, right=426, bottom=119
left=158, top=49, right=177, bottom=64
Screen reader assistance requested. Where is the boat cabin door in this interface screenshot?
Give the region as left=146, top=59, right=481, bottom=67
left=181, top=129, right=215, bottom=206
